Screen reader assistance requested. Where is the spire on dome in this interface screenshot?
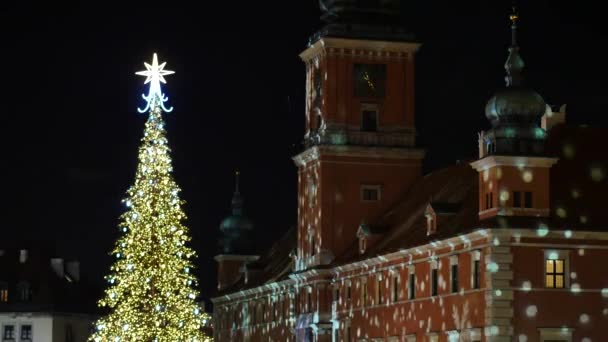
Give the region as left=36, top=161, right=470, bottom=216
left=504, top=6, right=525, bottom=87
left=231, top=170, right=243, bottom=216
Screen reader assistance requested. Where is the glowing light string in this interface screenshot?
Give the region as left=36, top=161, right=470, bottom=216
left=136, top=53, right=175, bottom=113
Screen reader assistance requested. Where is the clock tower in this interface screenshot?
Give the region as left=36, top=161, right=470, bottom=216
left=293, top=0, right=424, bottom=270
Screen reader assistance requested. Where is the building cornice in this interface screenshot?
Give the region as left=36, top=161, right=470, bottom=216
left=293, top=145, right=425, bottom=167
left=299, top=37, right=421, bottom=62
left=470, top=155, right=559, bottom=172
left=211, top=278, right=295, bottom=305
left=210, top=229, right=608, bottom=304
left=213, top=254, right=260, bottom=262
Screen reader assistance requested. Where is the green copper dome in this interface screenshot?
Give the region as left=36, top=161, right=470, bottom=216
left=485, top=87, right=546, bottom=128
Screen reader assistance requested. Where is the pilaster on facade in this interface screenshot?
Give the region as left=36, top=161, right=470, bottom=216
left=484, top=232, right=514, bottom=342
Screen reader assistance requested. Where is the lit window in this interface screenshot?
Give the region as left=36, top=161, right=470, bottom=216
left=546, top=259, right=565, bottom=288
left=538, top=327, right=573, bottom=342
left=0, top=282, right=8, bottom=303
left=361, top=185, right=381, bottom=202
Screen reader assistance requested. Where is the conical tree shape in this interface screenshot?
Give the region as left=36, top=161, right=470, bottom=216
left=91, top=106, right=211, bottom=341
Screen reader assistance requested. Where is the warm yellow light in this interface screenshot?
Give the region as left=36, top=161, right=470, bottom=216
left=90, top=107, right=211, bottom=341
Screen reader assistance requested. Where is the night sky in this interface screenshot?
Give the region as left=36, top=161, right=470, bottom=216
left=1, top=1, right=607, bottom=302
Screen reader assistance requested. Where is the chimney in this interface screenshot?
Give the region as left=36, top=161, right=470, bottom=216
left=19, top=249, right=28, bottom=263
left=542, top=104, right=566, bottom=131
left=66, top=261, right=80, bottom=282
left=50, top=258, right=65, bottom=278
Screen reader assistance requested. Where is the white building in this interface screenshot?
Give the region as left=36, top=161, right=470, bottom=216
left=0, top=248, right=96, bottom=342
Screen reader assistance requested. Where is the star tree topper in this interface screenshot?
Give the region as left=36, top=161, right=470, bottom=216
left=136, top=53, right=175, bottom=113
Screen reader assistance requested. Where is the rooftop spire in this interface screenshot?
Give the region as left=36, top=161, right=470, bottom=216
left=235, top=170, right=240, bottom=194
left=231, top=170, right=243, bottom=215
left=504, top=6, right=525, bottom=87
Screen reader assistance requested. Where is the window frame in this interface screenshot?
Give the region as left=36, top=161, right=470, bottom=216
left=2, top=324, right=15, bottom=340
left=0, top=281, right=8, bottom=303
left=392, top=275, right=399, bottom=303
left=524, top=191, right=533, bottom=208
left=544, top=250, right=570, bottom=289
left=430, top=260, right=438, bottom=296
left=408, top=265, right=416, bottom=300
left=450, top=255, right=459, bottom=293
left=360, top=184, right=382, bottom=202
left=538, top=327, right=573, bottom=342
left=471, top=250, right=482, bottom=289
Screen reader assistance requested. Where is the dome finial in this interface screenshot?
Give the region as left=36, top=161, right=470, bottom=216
left=234, top=169, right=240, bottom=194
left=504, top=4, right=524, bottom=87
left=509, top=5, right=519, bottom=46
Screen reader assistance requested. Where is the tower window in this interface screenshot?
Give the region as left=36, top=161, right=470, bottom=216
left=524, top=191, right=533, bottom=208
left=361, top=110, right=378, bottom=132
left=489, top=192, right=493, bottom=208
left=485, top=193, right=489, bottom=209
left=354, top=63, right=386, bottom=98
left=361, top=185, right=381, bottom=202
left=513, top=191, right=522, bottom=208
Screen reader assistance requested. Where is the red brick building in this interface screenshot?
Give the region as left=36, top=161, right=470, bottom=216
left=211, top=2, right=608, bottom=341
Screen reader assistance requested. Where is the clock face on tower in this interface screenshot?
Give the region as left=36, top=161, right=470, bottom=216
left=354, top=63, right=386, bottom=98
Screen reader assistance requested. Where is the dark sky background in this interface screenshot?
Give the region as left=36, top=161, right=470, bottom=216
left=1, top=1, right=607, bottom=304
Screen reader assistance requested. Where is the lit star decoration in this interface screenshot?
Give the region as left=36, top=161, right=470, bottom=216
left=136, top=53, right=175, bottom=113
left=89, top=54, right=211, bottom=341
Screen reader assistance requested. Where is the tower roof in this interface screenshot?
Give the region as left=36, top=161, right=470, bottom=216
left=485, top=7, right=546, bottom=131
left=219, top=171, right=254, bottom=255
left=311, top=0, right=415, bottom=44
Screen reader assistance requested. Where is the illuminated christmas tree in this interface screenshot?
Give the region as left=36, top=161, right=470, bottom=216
left=91, top=54, right=211, bottom=342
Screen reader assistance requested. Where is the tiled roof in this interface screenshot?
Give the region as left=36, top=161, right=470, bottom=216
left=0, top=247, right=98, bottom=314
